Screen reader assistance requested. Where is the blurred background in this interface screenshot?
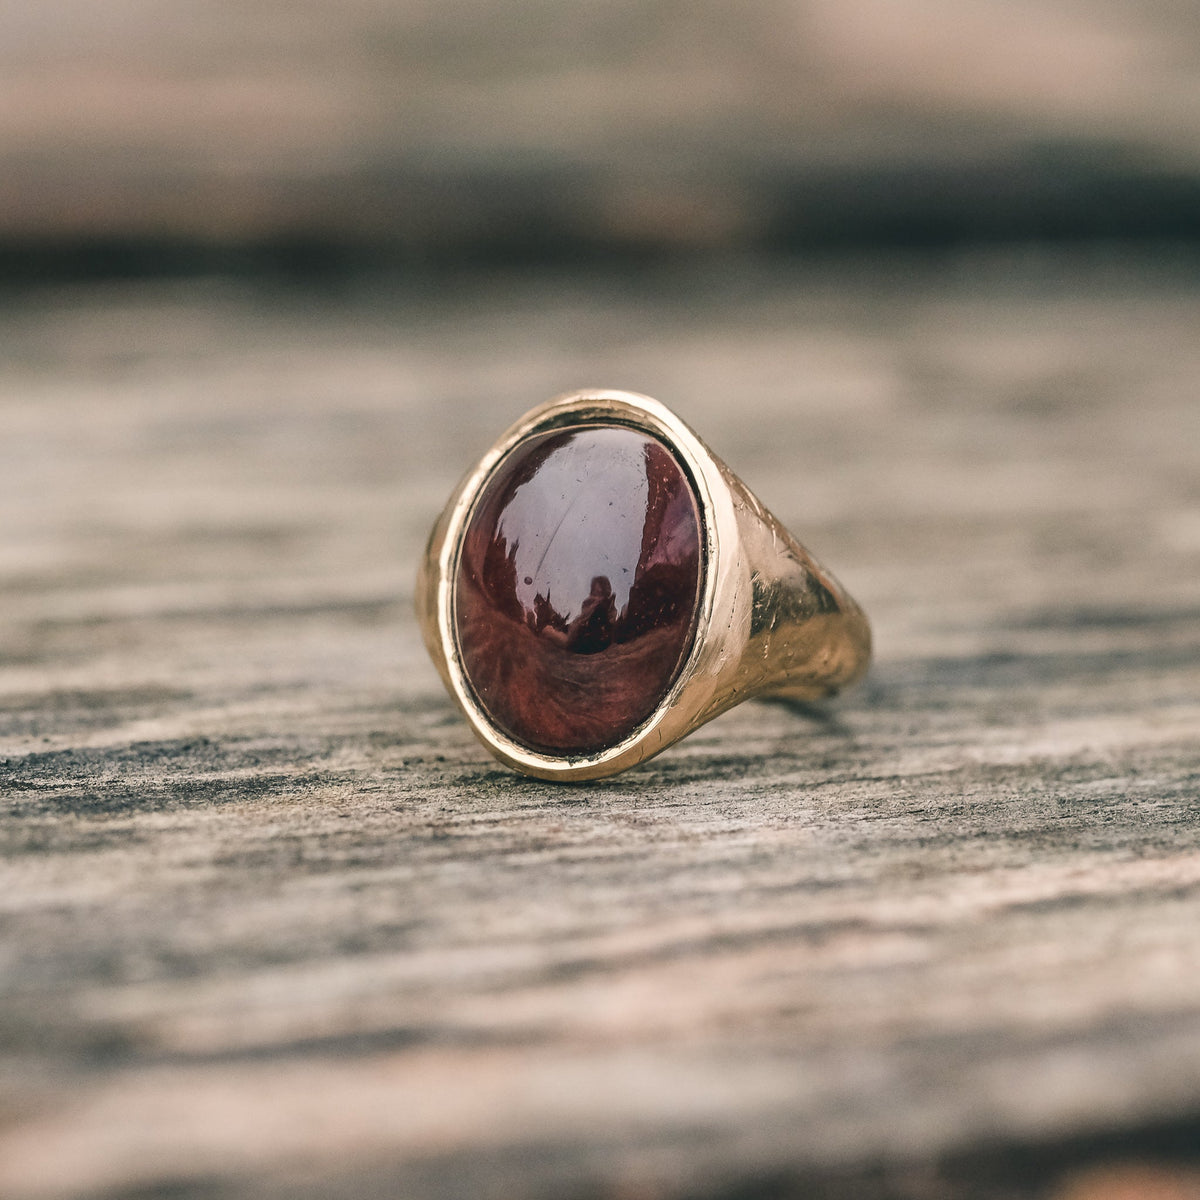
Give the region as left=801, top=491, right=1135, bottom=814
left=3, top=0, right=1200, bottom=276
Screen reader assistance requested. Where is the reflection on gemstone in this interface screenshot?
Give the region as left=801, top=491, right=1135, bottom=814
left=455, top=425, right=703, bottom=754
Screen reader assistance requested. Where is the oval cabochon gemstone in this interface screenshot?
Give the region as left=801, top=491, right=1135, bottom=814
left=454, top=425, right=703, bottom=756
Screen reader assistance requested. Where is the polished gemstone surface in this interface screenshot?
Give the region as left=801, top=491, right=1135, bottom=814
left=454, top=425, right=703, bottom=755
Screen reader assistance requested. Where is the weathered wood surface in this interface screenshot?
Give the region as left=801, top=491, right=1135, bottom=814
left=1, top=255, right=1199, bottom=1199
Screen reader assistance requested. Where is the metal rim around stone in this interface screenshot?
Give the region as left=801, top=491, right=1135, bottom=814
left=419, top=390, right=727, bottom=780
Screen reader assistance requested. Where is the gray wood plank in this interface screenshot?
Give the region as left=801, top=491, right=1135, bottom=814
left=1, top=255, right=1199, bottom=1198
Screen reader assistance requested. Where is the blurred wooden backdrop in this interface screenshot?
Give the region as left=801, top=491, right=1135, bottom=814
left=3, top=0, right=1200, bottom=258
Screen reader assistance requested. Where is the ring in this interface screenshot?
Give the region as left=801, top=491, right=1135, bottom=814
left=417, top=390, right=871, bottom=781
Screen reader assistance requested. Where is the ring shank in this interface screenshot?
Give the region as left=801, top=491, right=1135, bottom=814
left=700, top=466, right=871, bottom=719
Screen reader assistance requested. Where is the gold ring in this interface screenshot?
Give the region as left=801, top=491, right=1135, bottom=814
left=417, top=390, right=871, bottom=781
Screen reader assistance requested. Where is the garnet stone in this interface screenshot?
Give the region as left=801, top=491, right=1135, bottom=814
left=454, top=425, right=703, bottom=756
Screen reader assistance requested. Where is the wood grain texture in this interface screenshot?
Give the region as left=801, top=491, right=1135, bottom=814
left=1, top=254, right=1199, bottom=1198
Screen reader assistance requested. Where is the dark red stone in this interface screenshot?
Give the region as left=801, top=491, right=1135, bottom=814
left=454, top=425, right=703, bottom=755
